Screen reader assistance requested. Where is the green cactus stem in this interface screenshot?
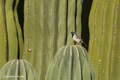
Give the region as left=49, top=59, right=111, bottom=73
left=66, top=0, right=76, bottom=45
left=0, top=59, right=38, bottom=80
left=23, top=0, right=82, bottom=80
left=5, top=0, right=18, bottom=60
left=45, top=45, right=95, bottom=80
left=0, top=0, right=23, bottom=69
left=0, top=0, right=7, bottom=69
left=13, top=0, right=23, bottom=59
left=76, top=0, right=82, bottom=36
left=89, top=0, right=120, bottom=80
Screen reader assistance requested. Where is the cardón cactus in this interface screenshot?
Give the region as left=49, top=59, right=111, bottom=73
left=89, top=0, right=120, bottom=80
left=45, top=45, right=95, bottom=80
left=23, top=0, right=82, bottom=80
left=0, top=59, right=38, bottom=80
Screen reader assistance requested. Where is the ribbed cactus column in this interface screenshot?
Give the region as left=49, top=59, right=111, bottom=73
left=57, top=0, right=67, bottom=50
left=23, top=0, right=82, bottom=80
left=0, top=0, right=23, bottom=69
left=76, top=0, right=82, bottom=37
left=5, top=0, right=18, bottom=60
left=23, top=0, right=43, bottom=79
left=0, top=59, right=38, bottom=80
left=89, top=0, right=120, bottom=80
left=66, top=0, right=82, bottom=45
left=13, top=0, right=23, bottom=59
left=45, top=45, right=95, bottom=80
left=66, top=0, right=76, bottom=45
left=0, top=0, right=7, bottom=69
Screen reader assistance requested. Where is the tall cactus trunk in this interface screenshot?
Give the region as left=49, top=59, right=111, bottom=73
left=6, top=0, right=18, bottom=60
left=13, top=0, right=24, bottom=59
left=23, top=0, right=82, bottom=80
left=23, top=0, right=43, bottom=79
left=0, top=0, right=8, bottom=68
left=89, top=0, right=120, bottom=80
left=0, top=0, right=23, bottom=69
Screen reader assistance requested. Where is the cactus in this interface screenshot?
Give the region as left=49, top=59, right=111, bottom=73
left=0, top=0, right=7, bottom=69
left=0, top=0, right=83, bottom=79
left=0, top=0, right=23, bottom=69
left=5, top=0, right=18, bottom=60
left=1, top=0, right=120, bottom=80
left=0, top=59, right=38, bottom=80
left=76, top=0, right=82, bottom=37
left=89, top=0, right=120, bottom=80
left=13, top=0, right=24, bottom=59
left=23, top=0, right=82, bottom=80
left=45, top=45, right=95, bottom=80
left=66, top=0, right=76, bottom=45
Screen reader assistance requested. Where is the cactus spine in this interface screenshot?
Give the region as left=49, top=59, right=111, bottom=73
left=89, top=0, right=120, bottom=80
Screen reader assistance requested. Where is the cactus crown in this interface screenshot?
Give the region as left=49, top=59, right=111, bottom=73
left=45, top=45, right=95, bottom=80
left=0, top=59, right=38, bottom=80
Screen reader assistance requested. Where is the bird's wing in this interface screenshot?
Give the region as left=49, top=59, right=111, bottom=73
left=75, top=34, right=83, bottom=42
left=75, top=34, right=81, bottom=39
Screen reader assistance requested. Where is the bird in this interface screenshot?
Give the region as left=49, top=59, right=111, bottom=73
left=71, top=31, right=87, bottom=47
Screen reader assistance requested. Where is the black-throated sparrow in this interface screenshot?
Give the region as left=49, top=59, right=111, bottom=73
left=71, top=31, right=87, bottom=47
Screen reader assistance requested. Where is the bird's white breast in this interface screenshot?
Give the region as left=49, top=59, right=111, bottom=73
left=73, top=35, right=80, bottom=42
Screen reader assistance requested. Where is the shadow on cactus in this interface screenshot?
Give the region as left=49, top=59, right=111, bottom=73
left=45, top=45, right=95, bottom=80
left=0, top=59, right=38, bottom=80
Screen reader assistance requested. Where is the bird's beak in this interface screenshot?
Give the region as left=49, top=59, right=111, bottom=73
left=71, top=32, right=73, bottom=34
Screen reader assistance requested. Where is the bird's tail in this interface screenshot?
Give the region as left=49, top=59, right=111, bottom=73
left=82, top=42, right=87, bottom=47
left=80, top=40, right=87, bottom=47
